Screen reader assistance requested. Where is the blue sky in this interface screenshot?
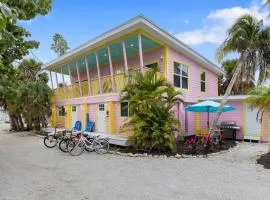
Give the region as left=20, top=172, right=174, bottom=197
left=20, top=0, right=269, bottom=65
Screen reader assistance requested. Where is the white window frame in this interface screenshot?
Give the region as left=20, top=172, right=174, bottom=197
left=200, top=71, right=206, bottom=92
left=173, top=61, right=189, bottom=89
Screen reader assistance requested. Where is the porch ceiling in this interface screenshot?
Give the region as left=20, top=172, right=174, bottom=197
left=53, top=34, right=161, bottom=75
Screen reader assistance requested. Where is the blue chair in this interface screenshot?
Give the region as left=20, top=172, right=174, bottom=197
left=72, top=121, right=82, bottom=132
left=85, top=121, right=94, bottom=132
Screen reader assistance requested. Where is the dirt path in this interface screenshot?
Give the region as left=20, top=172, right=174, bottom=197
left=0, top=122, right=270, bottom=200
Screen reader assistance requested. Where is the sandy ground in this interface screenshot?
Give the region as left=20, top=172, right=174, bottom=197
left=0, top=122, right=270, bottom=200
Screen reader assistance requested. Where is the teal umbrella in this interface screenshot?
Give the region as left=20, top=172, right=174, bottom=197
left=184, top=100, right=236, bottom=128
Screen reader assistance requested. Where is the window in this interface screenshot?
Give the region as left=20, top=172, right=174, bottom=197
left=145, top=62, right=158, bottom=69
left=99, top=104, right=105, bottom=111
left=120, top=102, right=129, bottom=117
left=173, top=62, right=188, bottom=89
left=72, top=106, right=76, bottom=112
left=58, top=106, right=65, bottom=116
left=200, top=72, right=206, bottom=92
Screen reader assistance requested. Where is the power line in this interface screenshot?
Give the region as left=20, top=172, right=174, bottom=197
left=30, top=50, right=43, bottom=63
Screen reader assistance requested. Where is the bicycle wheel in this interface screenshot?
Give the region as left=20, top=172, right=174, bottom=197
left=69, top=140, right=85, bottom=156
left=44, top=135, right=57, bottom=148
left=59, top=138, right=72, bottom=153
left=94, top=138, right=109, bottom=154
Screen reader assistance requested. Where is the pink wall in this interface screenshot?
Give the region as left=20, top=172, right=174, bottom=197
left=198, top=100, right=269, bottom=141
left=168, top=48, right=218, bottom=103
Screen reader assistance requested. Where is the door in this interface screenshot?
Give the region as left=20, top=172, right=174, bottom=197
left=71, top=105, right=78, bottom=128
left=97, top=103, right=106, bottom=133
left=244, top=105, right=261, bottom=140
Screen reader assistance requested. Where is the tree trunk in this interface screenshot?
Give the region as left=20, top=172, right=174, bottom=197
left=18, top=115, right=25, bottom=131
left=209, top=53, right=247, bottom=138
left=10, top=115, right=20, bottom=131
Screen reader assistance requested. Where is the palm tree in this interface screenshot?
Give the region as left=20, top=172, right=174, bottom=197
left=247, top=86, right=270, bottom=122
left=219, top=59, right=254, bottom=95
left=121, top=67, right=183, bottom=152
left=51, top=33, right=69, bottom=57
left=210, top=14, right=270, bottom=137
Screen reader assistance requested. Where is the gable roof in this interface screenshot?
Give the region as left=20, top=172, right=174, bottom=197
left=42, top=15, right=223, bottom=75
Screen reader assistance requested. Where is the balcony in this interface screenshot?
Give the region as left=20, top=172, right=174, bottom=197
left=48, top=32, right=166, bottom=102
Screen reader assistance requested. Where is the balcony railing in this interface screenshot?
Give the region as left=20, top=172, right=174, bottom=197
left=53, top=69, right=162, bottom=101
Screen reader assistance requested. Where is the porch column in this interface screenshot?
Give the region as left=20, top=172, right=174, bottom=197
left=55, top=72, right=59, bottom=87
left=107, top=46, right=116, bottom=93
left=138, top=33, right=144, bottom=73
left=122, top=41, right=129, bottom=83
left=84, top=56, right=92, bottom=96
left=95, top=52, right=102, bottom=94
left=49, top=71, right=54, bottom=89
left=75, top=59, right=83, bottom=97
left=67, top=64, right=74, bottom=98
left=61, top=68, right=66, bottom=99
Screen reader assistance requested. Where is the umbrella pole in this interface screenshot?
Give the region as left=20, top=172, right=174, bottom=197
left=207, top=107, right=209, bottom=128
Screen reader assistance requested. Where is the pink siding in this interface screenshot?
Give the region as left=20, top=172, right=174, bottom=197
left=168, top=48, right=218, bottom=103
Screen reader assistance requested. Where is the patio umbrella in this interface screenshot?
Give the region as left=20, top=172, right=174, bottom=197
left=184, top=100, right=236, bottom=128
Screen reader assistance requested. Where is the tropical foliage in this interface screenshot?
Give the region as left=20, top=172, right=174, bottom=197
left=211, top=14, right=270, bottom=136
left=0, top=0, right=53, bottom=131
left=247, top=86, right=270, bottom=122
left=51, top=33, right=69, bottom=56
left=121, top=68, right=183, bottom=152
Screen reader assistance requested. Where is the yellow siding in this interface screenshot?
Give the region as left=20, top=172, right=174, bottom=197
left=73, top=83, right=81, bottom=98
left=115, top=74, right=126, bottom=92
left=109, top=101, right=115, bottom=135
left=81, top=81, right=89, bottom=96
left=65, top=104, right=72, bottom=129
left=51, top=105, right=57, bottom=127
left=91, top=79, right=100, bottom=95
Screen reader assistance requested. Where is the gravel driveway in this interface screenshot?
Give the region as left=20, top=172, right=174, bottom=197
left=1, top=122, right=270, bottom=200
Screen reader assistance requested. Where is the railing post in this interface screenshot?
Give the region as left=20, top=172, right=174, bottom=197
left=95, top=51, right=102, bottom=94
left=55, top=72, right=59, bottom=87
left=49, top=71, right=54, bottom=89
left=61, top=68, right=66, bottom=99
left=107, top=46, right=116, bottom=93
left=138, top=33, right=144, bottom=73
left=122, top=41, right=129, bottom=83
left=84, top=56, right=92, bottom=96
left=76, top=59, right=83, bottom=97
left=68, top=64, right=74, bottom=98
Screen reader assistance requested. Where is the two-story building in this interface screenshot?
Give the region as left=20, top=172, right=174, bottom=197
left=43, top=15, right=223, bottom=137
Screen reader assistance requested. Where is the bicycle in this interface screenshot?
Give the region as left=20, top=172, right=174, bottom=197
left=68, top=133, right=109, bottom=156
left=43, top=128, right=66, bottom=148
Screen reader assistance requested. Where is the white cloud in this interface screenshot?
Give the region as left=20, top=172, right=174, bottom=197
left=176, top=0, right=270, bottom=45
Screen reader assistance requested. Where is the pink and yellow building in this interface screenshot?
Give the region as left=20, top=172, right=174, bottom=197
left=43, top=16, right=270, bottom=142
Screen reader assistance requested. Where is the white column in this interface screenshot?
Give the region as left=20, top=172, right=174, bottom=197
left=49, top=71, right=54, bottom=89
left=68, top=64, right=74, bottom=98
left=61, top=68, right=66, bottom=99
left=107, top=46, right=116, bottom=93
left=55, top=72, right=59, bottom=87
left=122, top=41, right=129, bottom=83
left=95, top=52, right=102, bottom=94
left=76, top=60, right=83, bottom=97
left=138, top=33, right=144, bottom=73
left=84, top=56, right=92, bottom=96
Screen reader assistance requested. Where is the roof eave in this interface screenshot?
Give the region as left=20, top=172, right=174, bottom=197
left=42, top=15, right=223, bottom=75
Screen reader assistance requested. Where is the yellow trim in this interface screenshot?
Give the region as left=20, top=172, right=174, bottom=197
left=268, top=112, right=270, bottom=143
left=65, top=104, right=72, bottom=129
left=173, top=59, right=190, bottom=92
left=164, top=46, right=169, bottom=80
left=139, top=30, right=166, bottom=46
left=195, top=113, right=200, bottom=129
left=51, top=105, right=57, bottom=127
left=109, top=101, right=115, bottom=135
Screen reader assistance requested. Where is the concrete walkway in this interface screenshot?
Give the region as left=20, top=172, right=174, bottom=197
left=1, top=122, right=270, bottom=200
